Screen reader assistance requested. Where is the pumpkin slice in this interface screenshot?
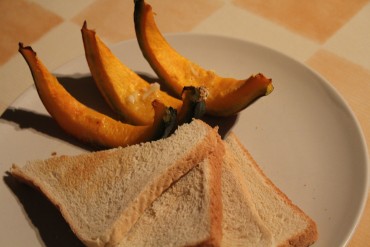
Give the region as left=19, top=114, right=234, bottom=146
left=19, top=43, right=176, bottom=148
left=134, top=0, right=274, bottom=116
left=81, top=21, right=181, bottom=125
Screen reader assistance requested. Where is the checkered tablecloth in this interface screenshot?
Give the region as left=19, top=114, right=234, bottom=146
left=1, top=0, right=369, bottom=246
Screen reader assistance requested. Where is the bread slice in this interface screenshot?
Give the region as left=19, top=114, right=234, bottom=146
left=11, top=120, right=222, bottom=247
left=119, top=133, right=273, bottom=247
left=221, top=152, right=274, bottom=246
left=224, top=132, right=318, bottom=247
left=119, top=155, right=223, bottom=246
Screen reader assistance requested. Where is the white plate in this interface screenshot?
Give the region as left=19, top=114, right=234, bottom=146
left=0, top=34, right=368, bottom=247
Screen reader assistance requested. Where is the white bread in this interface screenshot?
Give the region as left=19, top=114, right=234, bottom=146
left=119, top=156, right=223, bottom=246
left=221, top=152, right=274, bottom=246
left=11, top=119, right=222, bottom=247
left=119, top=134, right=274, bottom=247
left=224, top=132, right=318, bottom=247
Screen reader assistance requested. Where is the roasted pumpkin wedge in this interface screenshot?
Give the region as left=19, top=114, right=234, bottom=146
left=81, top=21, right=181, bottom=125
left=18, top=43, right=176, bottom=148
left=134, top=0, right=274, bottom=116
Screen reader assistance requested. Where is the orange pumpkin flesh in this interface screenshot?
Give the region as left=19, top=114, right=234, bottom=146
left=81, top=21, right=181, bottom=126
left=19, top=43, right=174, bottom=148
left=134, top=0, right=274, bottom=116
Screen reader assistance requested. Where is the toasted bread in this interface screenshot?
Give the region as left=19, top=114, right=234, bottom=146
left=11, top=120, right=222, bottom=247
left=224, top=133, right=318, bottom=246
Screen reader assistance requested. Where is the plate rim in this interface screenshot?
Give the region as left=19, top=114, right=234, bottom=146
left=3, top=33, right=369, bottom=246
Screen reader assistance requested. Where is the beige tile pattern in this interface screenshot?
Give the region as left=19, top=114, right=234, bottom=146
left=232, top=0, right=370, bottom=43
left=72, top=0, right=136, bottom=43
left=306, top=49, right=370, bottom=155
left=0, top=52, right=33, bottom=111
left=193, top=3, right=320, bottom=62
left=72, top=0, right=224, bottom=43
left=324, top=3, right=370, bottom=71
left=28, top=0, right=96, bottom=19
left=29, top=0, right=95, bottom=20
left=0, top=0, right=63, bottom=65
left=349, top=196, right=370, bottom=247
left=143, top=0, right=224, bottom=33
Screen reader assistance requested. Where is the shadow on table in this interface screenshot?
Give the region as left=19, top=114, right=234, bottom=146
left=0, top=107, right=97, bottom=151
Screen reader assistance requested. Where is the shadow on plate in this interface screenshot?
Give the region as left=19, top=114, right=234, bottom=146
left=57, top=75, right=121, bottom=121
left=3, top=173, right=85, bottom=247
left=1, top=73, right=239, bottom=145
left=0, top=108, right=96, bottom=152
left=0, top=75, right=118, bottom=151
left=201, top=114, right=239, bottom=139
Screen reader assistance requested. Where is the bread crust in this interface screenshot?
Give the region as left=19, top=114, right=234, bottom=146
left=11, top=124, right=317, bottom=247
left=10, top=120, right=223, bottom=247
left=105, top=126, right=224, bottom=247
left=196, top=136, right=225, bottom=247
left=227, top=132, right=318, bottom=247
left=11, top=164, right=99, bottom=246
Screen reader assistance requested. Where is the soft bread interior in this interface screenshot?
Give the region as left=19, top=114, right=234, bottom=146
left=224, top=133, right=318, bottom=246
left=119, top=158, right=220, bottom=246
left=221, top=152, right=274, bottom=246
